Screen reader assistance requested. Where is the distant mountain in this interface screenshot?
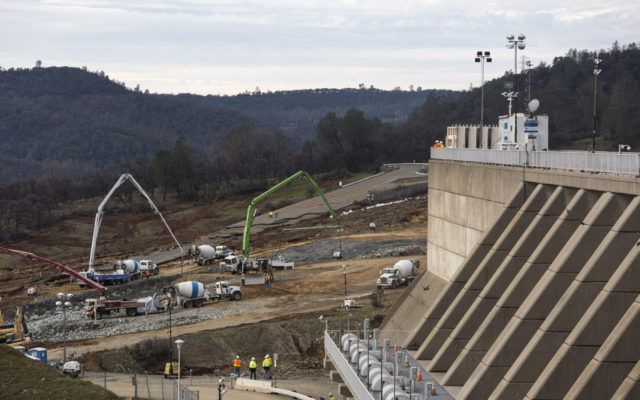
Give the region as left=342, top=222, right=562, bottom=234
left=0, top=67, right=254, bottom=182
left=171, top=87, right=438, bottom=147
left=0, top=67, right=436, bottom=182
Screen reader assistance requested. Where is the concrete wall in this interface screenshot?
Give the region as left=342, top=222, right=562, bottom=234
left=402, top=159, right=640, bottom=399
left=427, top=161, right=523, bottom=280
left=429, top=160, right=640, bottom=280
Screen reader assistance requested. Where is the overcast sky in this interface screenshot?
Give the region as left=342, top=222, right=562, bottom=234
left=1, top=1, right=638, bottom=95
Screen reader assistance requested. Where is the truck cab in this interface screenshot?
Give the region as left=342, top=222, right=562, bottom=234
left=215, top=246, right=233, bottom=259
left=377, top=268, right=400, bottom=289
left=139, top=260, right=159, bottom=275
left=214, top=281, right=242, bottom=301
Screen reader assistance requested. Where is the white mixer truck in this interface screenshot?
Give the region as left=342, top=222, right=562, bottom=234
left=376, top=259, right=420, bottom=289
left=114, top=259, right=159, bottom=278
left=189, top=245, right=217, bottom=266
left=164, top=281, right=211, bottom=308
left=164, top=280, right=242, bottom=308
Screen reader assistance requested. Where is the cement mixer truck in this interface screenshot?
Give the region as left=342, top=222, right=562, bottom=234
left=189, top=245, right=216, bottom=266
left=164, top=281, right=211, bottom=308
left=114, top=259, right=159, bottom=278
left=164, top=280, right=242, bottom=308
left=376, top=259, right=420, bottom=289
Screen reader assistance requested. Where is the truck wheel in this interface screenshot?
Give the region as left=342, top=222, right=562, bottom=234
left=376, top=285, right=381, bottom=290
left=194, top=299, right=203, bottom=307
left=232, top=292, right=242, bottom=301
left=126, top=308, right=136, bottom=317
left=153, top=268, right=159, bottom=275
left=391, top=280, right=398, bottom=289
left=184, top=301, right=191, bottom=308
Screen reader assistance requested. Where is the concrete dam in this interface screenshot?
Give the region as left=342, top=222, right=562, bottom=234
left=380, top=153, right=640, bottom=399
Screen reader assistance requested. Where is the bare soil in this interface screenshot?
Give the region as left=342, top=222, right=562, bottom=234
left=1, top=188, right=427, bottom=399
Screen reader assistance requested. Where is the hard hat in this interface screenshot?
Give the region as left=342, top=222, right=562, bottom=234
left=236, top=355, right=239, bottom=358
left=251, top=357, right=255, bottom=360
left=265, top=354, right=269, bottom=358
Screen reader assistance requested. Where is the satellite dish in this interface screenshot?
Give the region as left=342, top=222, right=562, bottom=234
left=528, top=99, right=540, bottom=114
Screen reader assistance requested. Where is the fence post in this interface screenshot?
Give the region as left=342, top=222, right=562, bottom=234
left=104, top=371, right=106, bottom=389
left=162, top=376, right=165, bottom=400
left=146, top=375, right=151, bottom=400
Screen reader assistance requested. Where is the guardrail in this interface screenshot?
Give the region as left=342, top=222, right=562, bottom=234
left=324, top=331, right=375, bottom=400
left=431, top=148, right=640, bottom=176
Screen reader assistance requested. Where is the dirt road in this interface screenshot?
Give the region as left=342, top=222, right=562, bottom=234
left=141, top=163, right=427, bottom=263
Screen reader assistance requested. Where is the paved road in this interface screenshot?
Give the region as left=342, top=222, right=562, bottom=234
left=141, top=164, right=427, bottom=264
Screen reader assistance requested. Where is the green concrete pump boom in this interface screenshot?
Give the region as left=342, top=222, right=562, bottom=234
left=242, top=171, right=341, bottom=257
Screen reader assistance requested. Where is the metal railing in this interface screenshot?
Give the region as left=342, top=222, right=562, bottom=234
left=324, top=330, right=375, bottom=400
left=431, top=147, right=640, bottom=176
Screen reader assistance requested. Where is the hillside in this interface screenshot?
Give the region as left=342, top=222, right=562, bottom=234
left=0, top=67, right=254, bottom=182
left=0, top=345, right=119, bottom=400
left=172, top=87, right=441, bottom=147
left=0, top=67, right=436, bottom=182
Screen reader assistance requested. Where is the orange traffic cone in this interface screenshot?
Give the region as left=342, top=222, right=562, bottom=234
left=393, top=344, right=398, bottom=355
left=416, top=369, right=422, bottom=381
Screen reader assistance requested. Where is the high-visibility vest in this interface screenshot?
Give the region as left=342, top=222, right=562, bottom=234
left=263, top=359, right=270, bottom=367
left=234, top=359, right=241, bottom=367
left=250, top=360, right=257, bottom=368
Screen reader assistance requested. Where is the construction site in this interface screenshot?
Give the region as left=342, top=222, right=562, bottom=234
left=0, top=165, right=429, bottom=399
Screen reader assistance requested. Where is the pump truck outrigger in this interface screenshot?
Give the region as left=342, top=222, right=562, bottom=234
left=0, top=247, right=145, bottom=319
left=237, top=170, right=342, bottom=274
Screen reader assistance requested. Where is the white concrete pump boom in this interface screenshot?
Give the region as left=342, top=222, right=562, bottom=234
left=88, top=173, right=184, bottom=270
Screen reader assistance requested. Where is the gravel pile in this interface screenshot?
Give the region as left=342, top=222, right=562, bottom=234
left=271, top=238, right=426, bottom=263
left=31, top=297, right=275, bottom=342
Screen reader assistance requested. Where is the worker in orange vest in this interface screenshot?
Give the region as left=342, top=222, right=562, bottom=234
left=233, top=355, right=241, bottom=376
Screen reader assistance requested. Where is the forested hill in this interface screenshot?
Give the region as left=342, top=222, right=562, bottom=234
left=0, top=67, right=253, bottom=182
left=0, top=66, right=434, bottom=182
left=405, top=42, right=640, bottom=150
left=171, top=87, right=436, bottom=146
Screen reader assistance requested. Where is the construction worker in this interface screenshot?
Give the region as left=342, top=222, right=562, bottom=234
left=241, top=273, right=246, bottom=286
left=233, top=355, right=241, bottom=377
left=329, top=393, right=335, bottom=400
left=146, top=270, right=150, bottom=279
left=249, top=357, right=257, bottom=379
left=262, top=354, right=271, bottom=379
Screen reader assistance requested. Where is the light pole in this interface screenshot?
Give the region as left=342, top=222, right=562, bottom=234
left=592, top=58, right=602, bottom=152
left=175, top=339, right=184, bottom=400
left=506, top=34, right=526, bottom=147
left=56, top=292, right=73, bottom=363
left=342, top=264, right=347, bottom=300
left=475, top=51, right=492, bottom=134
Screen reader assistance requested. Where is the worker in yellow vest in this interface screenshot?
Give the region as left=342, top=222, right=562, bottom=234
left=249, top=357, right=257, bottom=379
left=233, top=355, right=241, bottom=376
left=262, top=354, right=271, bottom=379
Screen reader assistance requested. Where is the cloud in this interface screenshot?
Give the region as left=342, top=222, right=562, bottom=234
left=0, top=0, right=638, bottom=94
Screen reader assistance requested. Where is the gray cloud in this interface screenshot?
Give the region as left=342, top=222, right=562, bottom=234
left=0, top=0, right=638, bottom=94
